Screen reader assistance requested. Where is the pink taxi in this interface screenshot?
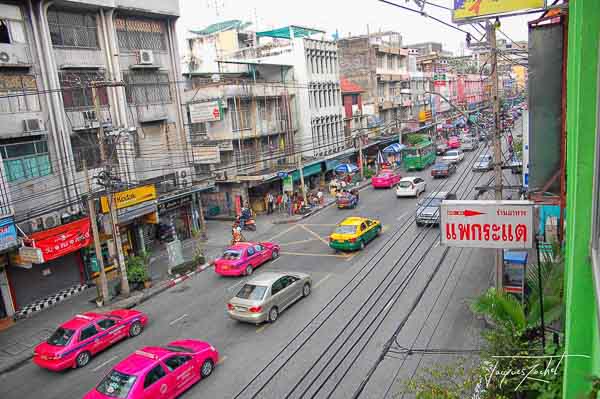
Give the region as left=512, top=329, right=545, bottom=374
left=448, top=137, right=461, bottom=149
left=33, top=310, right=148, bottom=371
left=371, top=171, right=401, bottom=188
left=84, top=340, right=219, bottom=399
left=214, top=241, right=280, bottom=277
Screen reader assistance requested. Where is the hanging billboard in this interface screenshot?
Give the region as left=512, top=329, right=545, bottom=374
left=440, top=200, right=534, bottom=249
left=452, top=0, right=546, bottom=23
left=189, top=100, right=222, bottom=123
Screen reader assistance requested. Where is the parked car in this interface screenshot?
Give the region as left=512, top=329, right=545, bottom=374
left=415, top=191, right=457, bottom=226
left=329, top=216, right=382, bottom=251
left=34, top=310, right=148, bottom=371
left=431, top=162, right=456, bottom=178
left=442, top=149, right=464, bottom=164
left=447, top=137, right=461, bottom=149
left=395, top=177, right=427, bottom=197
left=478, top=131, right=488, bottom=142
left=214, top=242, right=280, bottom=276
left=336, top=189, right=359, bottom=209
left=84, top=340, right=219, bottom=399
left=226, top=271, right=312, bottom=324
left=461, top=138, right=479, bottom=151
left=371, top=170, right=401, bottom=188
left=507, top=156, right=523, bottom=174
left=473, top=154, right=493, bottom=172
left=436, top=142, right=449, bottom=155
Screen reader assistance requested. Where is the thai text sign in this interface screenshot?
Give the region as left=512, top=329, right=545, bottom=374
left=453, top=0, right=546, bottom=23
left=440, top=200, right=533, bottom=249
left=27, top=218, right=92, bottom=262
left=0, top=217, right=17, bottom=251
left=189, top=100, right=222, bottom=123
left=101, top=185, right=157, bottom=213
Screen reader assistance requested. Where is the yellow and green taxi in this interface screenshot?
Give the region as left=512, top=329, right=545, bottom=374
left=329, top=217, right=382, bottom=251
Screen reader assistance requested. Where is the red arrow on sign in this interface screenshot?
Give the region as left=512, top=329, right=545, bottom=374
left=447, top=209, right=486, bottom=217
left=212, top=107, right=220, bottom=119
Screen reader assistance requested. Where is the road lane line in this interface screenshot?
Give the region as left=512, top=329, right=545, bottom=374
left=433, top=240, right=440, bottom=248
left=268, top=225, right=297, bottom=241
left=227, top=279, right=246, bottom=292
left=300, top=223, right=336, bottom=227
left=270, top=257, right=281, bottom=264
left=278, top=238, right=321, bottom=246
left=299, top=224, right=330, bottom=246
left=344, top=253, right=356, bottom=262
left=169, top=314, right=188, bottom=326
left=314, top=274, right=332, bottom=288
left=256, top=325, right=268, bottom=333
left=280, top=251, right=347, bottom=258
left=383, top=298, right=395, bottom=312
left=217, top=356, right=227, bottom=365
left=92, top=355, right=117, bottom=372
left=396, top=211, right=410, bottom=221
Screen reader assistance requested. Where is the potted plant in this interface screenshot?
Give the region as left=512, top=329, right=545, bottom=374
left=126, top=252, right=150, bottom=290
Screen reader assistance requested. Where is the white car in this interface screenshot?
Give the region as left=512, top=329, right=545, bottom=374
left=396, top=177, right=427, bottom=198
left=442, top=149, right=464, bottom=164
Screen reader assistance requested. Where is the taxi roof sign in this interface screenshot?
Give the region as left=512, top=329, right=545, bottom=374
left=134, top=350, right=159, bottom=360
left=75, top=314, right=94, bottom=320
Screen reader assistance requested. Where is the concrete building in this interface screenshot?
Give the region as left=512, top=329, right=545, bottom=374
left=340, top=77, right=368, bottom=143
left=405, top=41, right=452, bottom=57
left=338, top=32, right=411, bottom=137
left=221, top=26, right=346, bottom=160
left=0, top=0, right=202, bottom=320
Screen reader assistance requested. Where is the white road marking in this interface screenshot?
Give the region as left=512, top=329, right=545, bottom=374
left=92, top=355, right=117, bottom=372
left=433, top=240, right=440, bottom=248
left=256, top=325, right=269, bottom=333
left=314, top=274, right=332, bottom=288
left=383, top=297, right=395, bottom=312
left=217, top=355, right=227, bottom=365
left=169, top=314, right=188, bottom=326
left=227, top=279, right=246, bottom=292
left=396, top=211, right=410, bottom=221
left=271, top=257, right=281, bottom=264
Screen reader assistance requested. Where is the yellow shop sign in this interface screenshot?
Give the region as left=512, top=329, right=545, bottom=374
left=100, top=185, right=157, bottom=213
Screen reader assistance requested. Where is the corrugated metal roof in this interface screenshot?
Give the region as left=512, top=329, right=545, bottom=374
left=340, top=77, right=365, bottom=93
left=189, top=20, right=251, bottom=36
left=255, top=25, right=324, bottom=39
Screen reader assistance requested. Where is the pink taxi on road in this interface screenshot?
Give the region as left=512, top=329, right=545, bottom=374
left=84, top=340, right=218, bottom=399
left=447, top=137, right=461, bottom=149
left=214, top=241, right=280, bottom=277
left=33, top=310, right=148, bottom=371
left=371, top=171, right=401, bottom=188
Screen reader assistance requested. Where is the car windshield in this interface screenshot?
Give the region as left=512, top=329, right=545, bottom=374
left=421, top=198, right=443, bottom=207
left=398, top=181, right=413, bottom=188
left=446, top=151, right=458, bottom=156
left=47, top=327, right=75, bottom=346
left=334, top=225, right=357, bottom=234
left=96, top=370, right=137, bottom=398
left=478, top=155, right=490, bottom=162
left=236, top=284, right=268, bottom=300
left=222, top=250, right=242, bottom=260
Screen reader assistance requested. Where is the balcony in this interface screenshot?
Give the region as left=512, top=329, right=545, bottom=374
left=66, top=106, right=113, bottom=130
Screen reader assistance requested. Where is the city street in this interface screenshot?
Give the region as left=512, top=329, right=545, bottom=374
left=0, top=144, right=498, bottom=399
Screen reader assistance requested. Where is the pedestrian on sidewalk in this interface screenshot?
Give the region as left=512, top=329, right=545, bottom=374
left=283, top=192, right=289, bottom=214
left=267, top=192, right=274, bottom=214
left=276, top=193, right=283, bottom=213
left=263, top=193, right=269, bottom=214
left=317, top=189, right=324, bottom=206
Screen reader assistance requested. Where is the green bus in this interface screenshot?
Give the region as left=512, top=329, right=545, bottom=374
left=402, top=140, right=436, bottom=170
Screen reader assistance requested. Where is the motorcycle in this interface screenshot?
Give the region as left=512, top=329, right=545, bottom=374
left=237, top=216, right=257, bottom=231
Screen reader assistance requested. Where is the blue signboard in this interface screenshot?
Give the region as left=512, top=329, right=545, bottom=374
left=277, top=171, right=288, bottom=179
left=0, top=217, right=17, bottom=252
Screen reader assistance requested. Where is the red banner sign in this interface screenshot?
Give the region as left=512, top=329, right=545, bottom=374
left=27, top=218, right=91, bottom=262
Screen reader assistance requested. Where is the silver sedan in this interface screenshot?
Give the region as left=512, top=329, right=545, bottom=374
left=227, top=271, right=312, bottom=324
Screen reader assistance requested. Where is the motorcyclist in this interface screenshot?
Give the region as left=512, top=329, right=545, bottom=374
left=231, top=221, right=243, bottom=244
left=238, top=206, right=253, bottom=229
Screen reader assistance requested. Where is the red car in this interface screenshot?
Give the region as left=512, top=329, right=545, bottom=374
left=447, top=137, right=460, bottom=149
left=214, top=241, right=280, bottom=276
left=84, top=340, right=218, bottom=399
left=371, top=171, right=401, bottom=188
left=33, top=310, right=148, bottom=371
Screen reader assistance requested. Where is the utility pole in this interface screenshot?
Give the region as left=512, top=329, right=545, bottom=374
left=92, top=82, right=130, bottom=297
left=358, top=129, right=365, bottom=180
left=84, top=161, right=108, bottom=305
left=488, top=21, right=504, bottom=292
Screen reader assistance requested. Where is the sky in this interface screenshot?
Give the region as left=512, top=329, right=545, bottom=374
left=176, top=0, right=535, bottom=56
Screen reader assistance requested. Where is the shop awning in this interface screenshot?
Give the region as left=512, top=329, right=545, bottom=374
left=382, top=143, right=406, bottom=153
left=334, top=163, right=358, bottom=174
left=291, top=162, right=323, bottom=181
left=325, top=159, right=341, bottom=171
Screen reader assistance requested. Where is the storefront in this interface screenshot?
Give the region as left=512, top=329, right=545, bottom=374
left=8, top=218, right=90, bottom=312
left=291, top=163, right=323, bottom=191
left=157, top=192, right=199, bottom=242
left=0, top=216, right=18, bottom=318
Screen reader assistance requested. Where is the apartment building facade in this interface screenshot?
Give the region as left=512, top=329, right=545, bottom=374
left=0, top=0, right=201, bottom=319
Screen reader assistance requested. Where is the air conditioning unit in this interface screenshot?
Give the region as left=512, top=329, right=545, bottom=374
left=137, top=50, right=154, bottom=65
left=43, top=212, right=60, bottom=229
left=23, top=119, right=44, bottom=134
left=157, top=180, right=175, bottom=194
left=82, top=110, right=97, bottom=127
left=177, top=169, right=192, bottom=188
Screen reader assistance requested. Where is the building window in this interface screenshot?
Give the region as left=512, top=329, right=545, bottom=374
left=0, top=138, right=52, bottom=182
left=0, top=4, right=26, bottom=44
left=0, top=73, right=40, bottom=113
left=115, top=17, right=166, bottom=51
left=377, top=55, right=383, bottom=69
left=70, top=130, right=109, bottom=171
left=47, top=8, right=98, bottom=48
left=229, top=99, right=251, bottom=131
left=189, top=122, right=207, bottom=141
left=388, top=55, right=394, bottom=70
left=123, top=71, right=171, bottom=105
left=59, top=71, right=108, bottom=109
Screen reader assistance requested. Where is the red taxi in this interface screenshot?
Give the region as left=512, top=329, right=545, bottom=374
left=447, top=137, right=461, bottom=149
left=33, top=310, right=148, bottom=371
left=84, top=340, right=218, bottom=399
left=371, top=171, right=401, bottom=188
left=214, top=241, right=280, bottom=276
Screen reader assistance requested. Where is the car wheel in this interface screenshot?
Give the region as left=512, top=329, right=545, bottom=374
left=359, top=240, right=365, bottom=250
left=302, top=283, right=311, bottom=297
left=271, top=250, right=279, bottom=260
left=245, top=265, right=253, bottom=276
left=416, top=221, right=423, bottom=227
left=200, top=359, right=214, bottom=378
left=75, top=351, right=91, bottom=368
left=268, top=307, right=279, bottom=323
left=129, top=321, right=143, bottom=337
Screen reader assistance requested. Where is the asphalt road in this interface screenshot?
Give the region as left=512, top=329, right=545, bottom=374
left=0, top=141, right=500, bottom=399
